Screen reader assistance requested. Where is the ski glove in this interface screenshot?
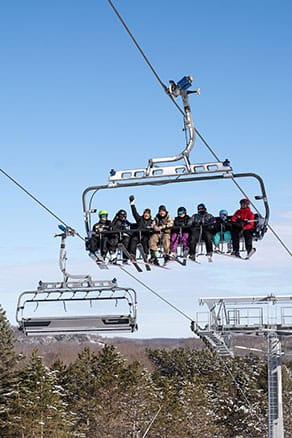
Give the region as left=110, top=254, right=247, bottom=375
left=129, top=195, right=135, bottom=205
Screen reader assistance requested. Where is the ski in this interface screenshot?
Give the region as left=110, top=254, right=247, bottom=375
left=117, top=243, right=143, bottom=272
left=156, top=263, right=170, bottom=270
left=166, top=254, right=187, bottom=266
left=89, top=252, right=109, bottom=269
left=161, top=254, right=175, bottom=268
left=96, top=260, right=109, bottom=270
left=217, top=252, right=249, bottom=261
left=244, top=248, right=256, bottom=260
left=216, top=247, right=256, bottom=260
left=188, top=255, right=201, bottom=264
left=179, top=247, right=189, bottom=266
left=216, top=252, right=241, bottom=259
left=137, top=243, right=151, bottom=271
left=173, top=256, right=186, bottom=266
left=148, top=258, right=170, bottom=269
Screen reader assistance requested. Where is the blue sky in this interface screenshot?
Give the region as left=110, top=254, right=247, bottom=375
left=0, top=0, right=291, bottom=338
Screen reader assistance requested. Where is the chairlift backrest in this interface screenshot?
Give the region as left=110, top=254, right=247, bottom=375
left=20, top=315, right=137, bottom=336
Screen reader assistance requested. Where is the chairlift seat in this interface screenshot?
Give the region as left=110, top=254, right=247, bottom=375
left=19, top=314, right=137, bottom=336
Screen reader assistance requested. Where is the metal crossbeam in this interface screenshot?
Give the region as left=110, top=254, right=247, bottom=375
left=109, top=161, right=232, bottom=182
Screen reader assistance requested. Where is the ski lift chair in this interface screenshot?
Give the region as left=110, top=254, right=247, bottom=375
left=16, top=284, right=138, bottom=336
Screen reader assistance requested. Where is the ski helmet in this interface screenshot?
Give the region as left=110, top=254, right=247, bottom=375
left=197, top=203, right=206, bottom=211
left=98, top=209, right=108, bottom=217
left=117, top=209, right=127, bottom=218
left=219, top=209, right=228, bottom=217
left=177, top=206, right=186, bottom=215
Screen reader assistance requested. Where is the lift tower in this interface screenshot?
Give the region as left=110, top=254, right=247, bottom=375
left=193, top=294, right=292, bottom=438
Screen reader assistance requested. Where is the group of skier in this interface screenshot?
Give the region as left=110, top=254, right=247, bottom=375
left=87, top=196, right=256, bottom=265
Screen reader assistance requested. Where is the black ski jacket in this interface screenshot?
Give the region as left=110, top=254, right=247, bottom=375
left=130, top=205, right=152, bottom=230
left=173, top=214, right=190, bottom=229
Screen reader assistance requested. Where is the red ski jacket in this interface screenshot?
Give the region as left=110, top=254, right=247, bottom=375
left=231, top=207, right=255, bottom=231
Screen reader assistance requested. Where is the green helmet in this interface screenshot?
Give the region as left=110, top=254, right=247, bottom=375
left=98, top=209, right=108, bottom=217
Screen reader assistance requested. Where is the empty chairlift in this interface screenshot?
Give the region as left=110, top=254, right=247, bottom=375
left=16, top=280, right=138, bottom=336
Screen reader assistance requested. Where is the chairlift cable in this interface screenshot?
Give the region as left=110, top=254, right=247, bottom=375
left=107, top=0, right=222, bottom=164
left=119, top=265, right=194, bottom=322
left=0, top=167, right=85, bottom=241
left=107, top=0, right=185, bottom=116
left=194, top=128, right=220, bottom=161
left=141, top=405, right=162, bottom=438
left=216, top=354, right=265, bottom=429
left=108, top=0, right=280, bottom=229
left=266, top=224, right=292, bottom=257
left=107, top=0, right=292, bottom=259
left=107, top=1, right=168, bottom=93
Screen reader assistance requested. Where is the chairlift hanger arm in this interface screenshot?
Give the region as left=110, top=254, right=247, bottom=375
left=54, top=224, right=94, bottom=286
left=147, top=76, right=200, bottom=173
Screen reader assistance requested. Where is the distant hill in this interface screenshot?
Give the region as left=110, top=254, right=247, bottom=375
left=13, top=326, right=292, bottom=366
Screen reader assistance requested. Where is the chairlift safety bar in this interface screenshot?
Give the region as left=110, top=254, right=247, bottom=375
left=82, top=171, right=269, bottom=235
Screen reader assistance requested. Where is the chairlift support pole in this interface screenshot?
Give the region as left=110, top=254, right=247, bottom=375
left=267, top=332, right=284, bottom=438
left=194, top=294, right=292, bottom=438
left=147, top=76, right=199, bottom=174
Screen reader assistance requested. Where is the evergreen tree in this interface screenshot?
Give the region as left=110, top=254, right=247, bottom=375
left=0, top=305, right=18, bottom=434
left=7, top=349, right=74, bottom=437
left=63, top=345, right=160, bottom=437
left=147, top=347, right=268, bottom=437
left=147, top=348, right=218, bottom=436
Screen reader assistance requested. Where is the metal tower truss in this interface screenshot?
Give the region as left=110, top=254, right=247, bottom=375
left=194, top=294, right=292, bottom=438
left=191, top=320, right=233, bottom=357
